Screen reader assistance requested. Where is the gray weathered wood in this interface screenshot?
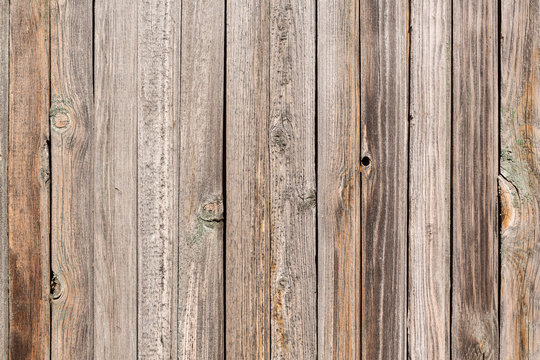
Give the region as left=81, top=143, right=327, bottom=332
left=137, top=0, right=179, bottom=358
left=177, top=0, right=225, bottom=358
left=499, top=0, right=540, bottom=358
left=408, top=0, right=451, bottom=358
left=269, top=0, right=316, bottom=358
left=317, top=0, right=361, bottom=357
left=360, top=0, right=408, bottom=358
left=94, top=0, right=138, bottom=358
left=451, top=0, right=499, bottom=358
left=0, top=0, right=7, bottom=358
left=225, top=0, right=271, bottom=357
left=50, top=0, right=94, bottom=358
left=8, top=1, right=50, bottom=358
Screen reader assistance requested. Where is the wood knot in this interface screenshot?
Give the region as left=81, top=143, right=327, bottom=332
left=50, top=272, right=63, bottom=301
left=199, top=194, right=224, bottom=223
left=50, top=97, right=73, bottom=131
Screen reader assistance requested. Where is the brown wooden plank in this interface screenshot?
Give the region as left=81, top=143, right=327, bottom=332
left=317, top=0, right=361, bottom=357
left=499, top=0, right=540, bottom=357
left=225, top=0, right=271, bottom=357
left=408, top=0, right=451, bottom=358
left=8, top=0, right=50, bottom=358
left=0, top=0, right=8, bottom=358
left=94, top=0, right=138, bottom=358
left=269, top=0, right=316, bottom=358
left=49, top=0, right=93, bottom=358
left=177, top=0, right=224, bottom=358
left=137, top=0, right=179, bottom=357
left=451, top=0, right=499, bottom=357
left=360, top=0, right=408, bottom=358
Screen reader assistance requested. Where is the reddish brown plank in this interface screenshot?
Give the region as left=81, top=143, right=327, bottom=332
left=8, top=0, right=50, bottom=358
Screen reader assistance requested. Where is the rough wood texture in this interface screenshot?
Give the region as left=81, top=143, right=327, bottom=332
left=0, top=0, right=8, bottom=358
left=49, top=0, right=93, bottom=358
left=452, top=0, right=499, bottom=358
left=499, top=0, right=540, bottom=358
left=269, top=0, right=316, bottom=358
left=177, top=0, right=224, bottom=358
left=317, top=0, right=361, bottom=357
left=94, top=0, right=137, bottom=358
left=8, top=1, right=50, bottom=358
left=408, top=0, right=451, bottom=358
left=225, top=0, right=271, bottom=357
left=137, top=0, right=179, bottom=358
left=360, top=0, right=408, bottom=358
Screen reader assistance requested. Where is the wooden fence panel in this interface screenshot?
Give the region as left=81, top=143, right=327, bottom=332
left=8, top=1, right=50, bottom=358
left=500, top=0, right=540, bottom=358
left=408, top=0, right=451, bottom=358
left=360, top=0, right=409, bottom=358
left=94, top=0, right=138, bottom=358
left=178, top=0, right=224, bottom=358
left=137, top=0, right=179, bottom=357
left=317, top=0, right=361, bottom=358
left=0, top=0, right=7, bottom=358
left=49, top=0, right=93, bottom=358
left=451, top=0, right=499, bottom=358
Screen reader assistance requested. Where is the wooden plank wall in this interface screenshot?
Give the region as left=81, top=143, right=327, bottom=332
left=0, top=0, right=539, bottom=359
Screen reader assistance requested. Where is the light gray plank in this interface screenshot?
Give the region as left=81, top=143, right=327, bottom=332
left=408, top=0, right=451, bottom=358
left=8, top=0, right=50, bottom=358
left=94, top=0, right=138, bottom=358
left=360, top=0, right=409, bottom=358
left=317, top=0, right=361, bottom=357
left=49, top=0, right=94, bottom=358
left=269, top=0, right=316, bottom=358
left=499, top=0, right=540, bottom=357
left=225, top=0, right=271, bottom=356
left=177, top=0, right=225, bottom=358
left=451, top=0, right=499, bottom=357
left=0, top=0, right=7, bottom=358
left=137, top=0, right=179, bottom=358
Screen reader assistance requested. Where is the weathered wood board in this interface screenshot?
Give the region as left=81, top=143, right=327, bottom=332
left=408, top=0, right=451, bottom=358
left=500, top=0, right=540, bottom=358
left=452, top=0, right=500, bottom=358
left=0, top=0, right=7, bottom=358
left=8, top=1, right=50, bottom=358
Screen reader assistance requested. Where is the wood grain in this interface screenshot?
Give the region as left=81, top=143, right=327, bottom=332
left=49, top=0, right=93, bottom=358
left=8, top=1, right=50, bottom=358
left=451, top=0, right=499, bottom=358
left=177, top=0, right=224, bottom=358
left=360, top=0, right=408, bottom=358
left=408, top=0, right=451, bottom=358
left=269, top=0, right=316, bottom=358
left=225, top=0, right=271, bottom=357
left=499, top=0, right=540, bottom=358
left=317, top=0, right=361, bottom=358
left=0, top=0, right=8, bottom=358
left=94, top=0, right=137, bottom=358
left=137, top=0, right=179, bottom=358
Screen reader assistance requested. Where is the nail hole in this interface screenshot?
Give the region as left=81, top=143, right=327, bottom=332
left=361, top=156, right=371, bottom=167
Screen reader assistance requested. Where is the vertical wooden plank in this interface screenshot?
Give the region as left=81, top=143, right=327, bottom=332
left=269, top=0, right=316, bottom=358
left=317, top=0, right=361, bottom=358
left=408, top=0, right=451, bottom=358
left=225, top=0, right=270, bottom=357
left=451, top=0, right=499, bottom=357
left=8, top=0, right=50, bottom=359
left=137, top=0, right=179, bottom=358
left=178, top=0, right=224, bottom=358
left=49, top=0, right=93, bottom=358
left=499, top=0, right=540, bottom=358
left=94, top=0, right=137, bottom=358
left=0, top=0, right=8, bottom=358
left=360, top=0, right=408, bottom=358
